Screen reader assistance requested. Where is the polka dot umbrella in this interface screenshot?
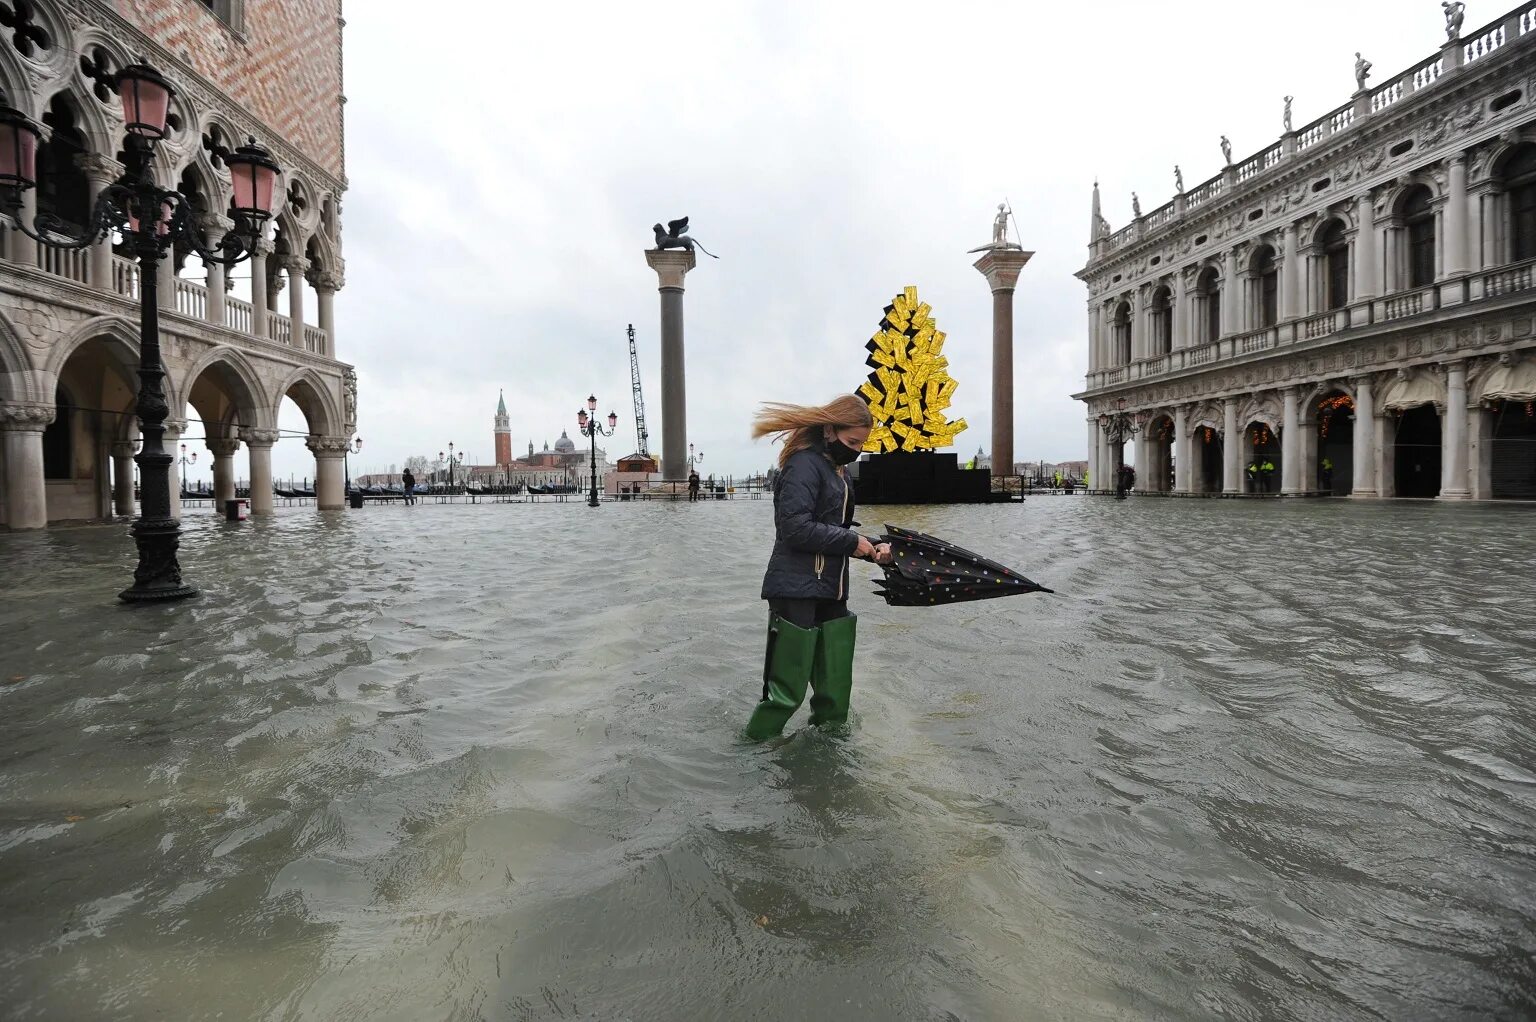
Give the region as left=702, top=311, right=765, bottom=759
left=866, top=524, right=1053, bottom=606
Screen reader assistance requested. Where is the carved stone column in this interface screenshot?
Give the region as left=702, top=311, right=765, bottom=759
left=1352, top=377, right=1378, bottom=497
left=1281, top=387, right=1301, bottom=493
left=1086, top=419, right=1100, bottom=491
left=1445, top=153, right=1470, bottom=278
left=282, top=255, right=309, bottom=348
left=1173, top=407, right=1192, bottom=493
left=164, top=419, right=186, bottom=520
left=310, top=268, right=342, bottom=357
left=973, top=247, right=1033, bottom=478
left=198, top=214, right=233, bottom=326
left=644, top=248, right=697, bottom=480
left=250, top=237, right=273, bottom=340
left=1441, top=361, right=1471, bottom=499
left=1222, top=397, right=1241, bottom=493
left=1355, top=191, right=1379, bottom=300
left=1172, top=269, right=1189, bottom=350
left=242, top=429, right=278, bottom=515
left=76, top=153, right=123, bottom=289
left=1221, top=249, right=1240, bottom=338
left=111, top=441, right=137, bottom=515
left=307, top=436, right=350, bottom=510
left=1, top=403, right=55, bottom=528
left=207, top=437, right=241, bottom=506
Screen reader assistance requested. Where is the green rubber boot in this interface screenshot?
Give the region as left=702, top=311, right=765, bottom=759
left=808, top=614, right=857, bottom=728
left=745, top=616, right=819, bottom=739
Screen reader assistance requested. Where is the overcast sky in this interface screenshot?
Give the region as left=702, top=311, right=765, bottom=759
left=241, top=0, right=1465, bottom=483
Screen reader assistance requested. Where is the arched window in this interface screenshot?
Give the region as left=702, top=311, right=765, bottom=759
left=43, top=385, right=74, bottom=479
left=1321, top=220, right=1349, bottom=311
left=1198, top=267, right=1221, bottom=343
left=1403, top=186, right=1435, bottom=288
left=37, top=96, right=90, bottom=231
left=1112, top=301, right=1132, bottom=365
left=1253, top=245, right=1278, bottom=327
left=1502, top=144, right=1536, bottom=262
left=1151, top=285, right=1173, bottom=355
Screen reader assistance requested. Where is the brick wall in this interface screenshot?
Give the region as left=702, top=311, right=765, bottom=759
left=107, top=0, right=344, bottom=182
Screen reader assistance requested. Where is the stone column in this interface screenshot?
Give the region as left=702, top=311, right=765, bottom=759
left=0, top=403, right=54, bottom=528
left=198, top=215, right=232, bottom=326
left=242, top=429, right=278, bottom=515
left=644, top=249, right=697, bottom=480
left=312, top=269, right=342, bottom=357
left=1171, top=271, right=1189, bottom=349
left=973, top=247, right=1033, bottom=478
left=157, top=247, right=176, bottom=311
left=111, top=441, right=137, bottom=515
left=250, top=238, right=272, bottom=340
left=1441, top=361, right=1471, bottom=499
left=1281, top=387, right=1301, bottom=494
left=1281, top=223, right=1300, bottom=320
left=162, top=419, right=187, bottom=520
left=1173, top=409, right=1192, bottom=493
left=1086, top=302, right=1101, bottom=372
left=1445, top=153, right=1470, bottom=278
left=208, top=437, right=240, bottom=507
left=1086, top=419, right=1100, bottom=490
left=77, top=153, right=122, bottom=289
left=1221, top=249, right=1239, bottom=339
left=1355, top=192, right=1378, bottom=300
left=1222, top=397, right=1241, bottom=493
left=1352, top=376, right=1377, bottom=497
left=1373, top=411, right=1395, bottom=498
left=283, top=256, right=308, bottom=348
left=308, top=436, right=349, bottom=510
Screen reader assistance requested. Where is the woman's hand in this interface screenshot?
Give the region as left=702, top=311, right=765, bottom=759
left=873, top=542, right=893, bottom=565
left=854, top=534, right=877, bottom=560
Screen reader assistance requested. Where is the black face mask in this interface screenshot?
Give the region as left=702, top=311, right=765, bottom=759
left=825, top=436, right=862, bottom=465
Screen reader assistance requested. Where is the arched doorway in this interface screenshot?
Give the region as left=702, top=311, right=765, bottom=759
left=1393, top=405, right=1442, bottom=497
left=1488, top=400, right=1536, bottom=498
left=46, top=334, right=139, bottom=521
left=182, top=354, right=266, bottom=512
left=1244, top=421, right=1280, bottom=493
left=1315, top=391, right=1354, bottom=495
left=1145, top=414, right=1174, bottom=491
left=1196, top=425, right=1222, bottom=493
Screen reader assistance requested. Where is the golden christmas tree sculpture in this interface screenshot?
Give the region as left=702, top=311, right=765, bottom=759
left=857, top=286, right=967, bottom=453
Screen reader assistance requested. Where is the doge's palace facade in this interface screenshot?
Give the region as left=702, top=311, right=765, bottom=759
left=1076, top=4, right=1536, bottom=500
left=0, top=0, right=352, bottom=527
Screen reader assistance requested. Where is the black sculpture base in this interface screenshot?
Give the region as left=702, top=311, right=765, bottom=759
left=852, top=451, right=999, bottom=505
left=117, top=516, right=198, bottom=603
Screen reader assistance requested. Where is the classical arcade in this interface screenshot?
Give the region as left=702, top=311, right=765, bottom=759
left=1077, top=4, right=1536, bottom=500
left=0, top=0, right=351, bottom=528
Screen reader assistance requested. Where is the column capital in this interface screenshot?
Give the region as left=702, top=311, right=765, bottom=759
left=972, top=248, right=1034, bottom=292
left=306, top=435, right=353, bottom=458
left=279, top=254, right=309, bottom=274
left=111, top=441, right=138, bottom=458
left=251, top=237, right=276, bottom=258
left=74, top=151, right=123, bottom=186
left=644, top=248, right=696, bottom=289
left=308, top=268, right=344, bottom=293
left=0, top=401, right=56, bottom=431
left=241, top=428, right=280, bottom=447
left=206, top=437, right=241, bottom=457
left=164, top=418, right=189, bottom=435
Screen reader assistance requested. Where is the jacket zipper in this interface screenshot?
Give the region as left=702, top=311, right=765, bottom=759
left=836, top=473, right=849, bottom=600
left=815, top=553, right=825, bottom=580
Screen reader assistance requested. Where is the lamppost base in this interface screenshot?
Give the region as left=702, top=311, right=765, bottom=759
left=117, top=515, right=197, bottom=603
left=588, top=495, right=600, bottom=508
left=118, top=582, right=199, bottom=603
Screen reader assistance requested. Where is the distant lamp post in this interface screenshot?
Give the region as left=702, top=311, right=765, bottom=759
left=1097, top=398, right=1146, bottom=500
left=178, top=443, right=197, bottom=494
left=577, top=394, right=618, bottom=508
left=343, top=436, right=362, bottom=495
left=0, top=62, right=280, bottom=602
left=688, top=443, right=703, bottom=472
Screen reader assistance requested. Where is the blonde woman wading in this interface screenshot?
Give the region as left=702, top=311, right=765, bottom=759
left=747, top=395, right=893, bottom=739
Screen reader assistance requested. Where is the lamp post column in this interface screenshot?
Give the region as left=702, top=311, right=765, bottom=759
left=973, top=247, right=1034, bottom=478
left=0, top=403, right=53, bottom=528
left=242, top=429, right=277, bottom=515
left=644, top=249, right=696, bottom=481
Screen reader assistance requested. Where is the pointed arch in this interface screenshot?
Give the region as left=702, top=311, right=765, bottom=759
left=273, top=366, right=341, bottom=436
left=178, top=346, right=273, bottom=434
left=37, top=76, right=113, bottom=159
left=0, top=307, right=39, bottom=402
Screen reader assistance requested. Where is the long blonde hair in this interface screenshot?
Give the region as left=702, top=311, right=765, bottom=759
left=751, top=393, right=873, bottom=469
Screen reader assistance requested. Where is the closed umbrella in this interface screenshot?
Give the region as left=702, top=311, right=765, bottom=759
left=866, top=525, right=1052, bottom=606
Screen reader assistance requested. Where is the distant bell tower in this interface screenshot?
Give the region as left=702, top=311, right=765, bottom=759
left=494, top=390, right=511, bottom=466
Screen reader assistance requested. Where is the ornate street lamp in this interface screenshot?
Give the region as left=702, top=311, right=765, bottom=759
left=1097, top=398, right=1147, bottom=501
left=688, top=442, right=703, bottom=472
left=444, top=442, right=463, bottom=488
left=0, top=63, right=280, bottom=602
left=177, top=443, right=197, bottom=495
left=576, top=394, right=617, bottom=508
left=343, top=436, right=362, bottom=495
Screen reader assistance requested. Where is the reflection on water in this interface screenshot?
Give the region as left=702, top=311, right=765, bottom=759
left=2, top=498, right=1535, bottom=1020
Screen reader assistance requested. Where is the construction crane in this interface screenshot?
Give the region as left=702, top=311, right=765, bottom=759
left=627, top=323, right=651, bottom=457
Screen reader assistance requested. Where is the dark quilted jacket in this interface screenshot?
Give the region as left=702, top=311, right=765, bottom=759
left=760, top=442, right=859, bottom=601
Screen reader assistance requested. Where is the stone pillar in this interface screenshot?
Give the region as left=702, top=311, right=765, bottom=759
left=1086, top=419, right=1100, bottom=490
left=0, top=403, right=54, bottom=528
left=164, top=419, right=187, bottom=520
left=644, top=248, right=697, bottom=480
left=1281, top=387, right=1301, bottom=494
left=1373, top=411, right=1395, bottom=498
left=308, top=436, right=349, bottom=510
left=1222, top=397, right=1241, bottom=493
left=1352, top=376, right=1377, bottom=497
left=1221, top=249, right=1239, bottom=339
left=1445, top=153, right=1469, bottom=278
left=973, top=247, right=1033, bottom=478
left=1087, top=302, right=1101, bottom=372
left=1173, top=409, right=1192, bottom=493
left=242, top=429, right=277, bottom=515
left=284, top=256, right=308, bottom=347
left=250, top=239, right=272, bottom=340
left=1281, top=223, right=1300, bottom=320
left=208, top=437, right=240, bottom=507
left=77, top=153, right=122, bottom=289
left=198, top=215, right=232, bottom=326
left=1171, top=271, right=1189, bottom=349
left=1441, top=361, right=1471, bottom=499
left=157, top=247, right=176, bottom=311
left=312, top=269, right=342, bottom=357
left=11, top=187, right=38, bottom=266
left=111, top=441, right=137, bottom=515
left=1355, top=192, right=1378, bottom=300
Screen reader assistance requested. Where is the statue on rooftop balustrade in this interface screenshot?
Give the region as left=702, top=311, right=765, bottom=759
left=1174, top=165, right=1185, bottom=193
left=1355, top=52, right=1373, bottom=92
left=1443, top=1, right=1466, bottom=40
left=1220, top=135, right=1232, bottom=165
left=1283, top=96, right=1294, bottom=132
left=1131, top=192, right=1142, bottom=218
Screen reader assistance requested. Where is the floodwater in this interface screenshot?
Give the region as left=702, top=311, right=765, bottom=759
left=2, top=496, right=1534, bottom=1021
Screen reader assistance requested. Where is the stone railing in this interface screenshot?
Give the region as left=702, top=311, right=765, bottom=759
left=1464, top=22, right=1508, bottom=63
left=1146, top=202, right=1176, bottom=228
left=1189, top=343, right=1217, bottom=365
left=174, top=277, right=206, bottom=320
left=303, top=325, right=327, bottom=354
left=268, top=312, right=293, bottom=346
left=1236, top=145, right=1282, bottom=183
left=112, top=256, right=139, bottom=299
left=1185, top=175, right=1223, bottom=211
left=1300, top=309, right=1344, bottom=339
left=1381, top=288, right=1430, bottom=321
left=1235, top=327, right=1277, bottom=354
left=39, top=243, right=88, bottom=285
left=226, top=294, right=253, bottom=333
left=1107, top=224, right=1136, bottom=250
left=1482, top=259, right=1536, bottom=297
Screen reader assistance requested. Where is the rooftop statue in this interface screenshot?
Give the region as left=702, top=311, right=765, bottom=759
left=1443, top=1, right=1466, bottom=40
left=1174, top=165, right=1185, bottom=193
left=651, top=216, right=719, bottom=258
left=1131, top=192, right=1142, bottom=219
left=1355, top=52, right=1373, bottom=92
left=1220, top=134, right=1232, bottom=165
left=1283, top=95, right=1294, bottom=133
